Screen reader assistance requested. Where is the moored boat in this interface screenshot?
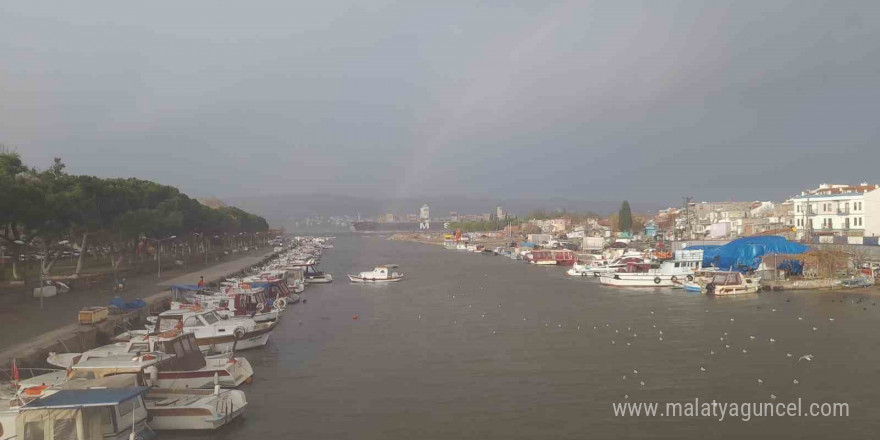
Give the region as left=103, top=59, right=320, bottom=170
left=348, top=264, right=404, bottom=283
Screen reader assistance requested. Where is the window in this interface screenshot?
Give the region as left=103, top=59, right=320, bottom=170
left=202, top=313, right=219, bottom=325
left=173, top=341, right=186, bottom=358
left=183, top=316, right=203, bottom=327
left=53, top=418, right=77, bottom=440
left=157, top=317, right=181, bottom=333
left=23, top=421, right=45, bottom=440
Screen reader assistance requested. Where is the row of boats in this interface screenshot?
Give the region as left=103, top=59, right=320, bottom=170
left=446, top=242, right=760, bottom=295
left=0, top=237, right=336, bottom=440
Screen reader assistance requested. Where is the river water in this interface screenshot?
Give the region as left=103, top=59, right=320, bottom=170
left=174, top=234, right=880, bottom=439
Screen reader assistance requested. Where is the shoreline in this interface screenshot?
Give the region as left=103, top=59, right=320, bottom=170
left=0, top=249, right=281, bottom=368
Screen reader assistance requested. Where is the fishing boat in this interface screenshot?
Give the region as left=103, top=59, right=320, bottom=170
left=698, top=271, right=761, bottom=295
left=599, top=250, right=704, bottom=287
left=47, top=332, right=254, bottom=389
left=526, top=249, right=577, bottom=266
left=348, top=264, right=404, bottom=283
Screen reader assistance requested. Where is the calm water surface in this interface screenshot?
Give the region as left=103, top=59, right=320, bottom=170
left=173, top=235, right=880, bottom=439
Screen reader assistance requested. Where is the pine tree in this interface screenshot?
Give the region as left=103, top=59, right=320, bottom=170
left=618, top=201, right=633, bottom=233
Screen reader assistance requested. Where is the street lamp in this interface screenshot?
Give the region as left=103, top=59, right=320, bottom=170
left=194, top=233, right=208, bottom=265
left=147, top=236, right=177, bottom=278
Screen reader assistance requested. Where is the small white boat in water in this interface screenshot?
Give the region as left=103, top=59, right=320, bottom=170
left=348, top=264, right=404, bottom=283
left=687, top=271, right=760, bottom=295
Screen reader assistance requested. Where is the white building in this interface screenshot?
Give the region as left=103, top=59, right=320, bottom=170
left=496, top=205, right=503, bottom=219
left=419, top=204, right=430, bottom=221
left=791, top=192, right=873, bottom=238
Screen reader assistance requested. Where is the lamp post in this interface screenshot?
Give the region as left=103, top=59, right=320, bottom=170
left=194, top=233, right=208, bottom=266
left=147, top=236, right=177, bottom=279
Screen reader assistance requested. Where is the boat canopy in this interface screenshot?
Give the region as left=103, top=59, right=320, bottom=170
left=379, top=264, right=399, bottom=269
left=23, top=387, right=149, bottom=409
left=699, top=236, right=808, bottom=272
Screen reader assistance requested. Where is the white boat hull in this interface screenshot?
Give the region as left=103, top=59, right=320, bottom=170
left=147, top=389, right=247, bottom=430
left=348, top=274, right=404, bottom=283
left=599, top=274, right=678, bottom=287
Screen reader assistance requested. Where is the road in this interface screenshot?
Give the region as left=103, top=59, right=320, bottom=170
left=0, top=248, right=275, bottom=352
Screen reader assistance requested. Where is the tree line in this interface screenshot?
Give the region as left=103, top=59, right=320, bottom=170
left=0, top=148, right=269, bottom=280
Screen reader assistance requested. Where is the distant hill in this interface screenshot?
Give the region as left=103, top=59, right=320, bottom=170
left=222, top=193, right=669, bottom=230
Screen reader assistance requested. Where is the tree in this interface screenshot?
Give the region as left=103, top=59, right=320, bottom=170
left=618, top=201, right=633, bottom=233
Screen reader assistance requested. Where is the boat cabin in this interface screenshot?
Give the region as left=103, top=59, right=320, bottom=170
left=17, top=387, right=151, bottom=440
left=248, top=280, right=290, bottom=301
left=153, top=310, right=224, bottom=334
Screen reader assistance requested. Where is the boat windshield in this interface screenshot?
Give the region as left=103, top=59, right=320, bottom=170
left=202, top=312, right=220, bottom=324
left=156, top=317, right=181, bottom=333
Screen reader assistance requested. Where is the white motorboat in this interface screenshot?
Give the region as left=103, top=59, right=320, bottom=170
left=587, top=252, right=649, bottom=277
left=146, top=387, right=247, bottom=430
left=599, top=250, right=704, bottom=287
left=348, top=264, right=404, bottom=283
left=118, top=309, right=275, bottom=354
left=48, top=332, right=254, bottom=389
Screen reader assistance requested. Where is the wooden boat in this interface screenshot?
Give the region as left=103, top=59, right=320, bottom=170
left=348, top=265, right=404, bottom=283
left=700, top=271, right=760, bottom=295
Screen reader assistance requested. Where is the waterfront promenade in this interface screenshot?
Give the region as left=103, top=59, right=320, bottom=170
left=0, top=248, right=275, bottom=355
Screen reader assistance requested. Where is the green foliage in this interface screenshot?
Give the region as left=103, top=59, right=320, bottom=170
left=0, top=151, right=269, bottom=249
left=618, top=201, right=633, bottom=232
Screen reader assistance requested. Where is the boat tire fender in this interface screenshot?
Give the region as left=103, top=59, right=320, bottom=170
left=671, top=276, right=678, bottom=283
left=653, top=277, right=661, bottom=285
left=686, top=275, right=694, bottom=282
left=233, top=327, right=246, bottom=340
left=275, top=298, right=287, bottom=310
left=614, top=274, right=620, bottom=280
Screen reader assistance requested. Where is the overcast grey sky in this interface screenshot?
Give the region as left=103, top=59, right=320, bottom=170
left=3, top=1, right=879, bottom=204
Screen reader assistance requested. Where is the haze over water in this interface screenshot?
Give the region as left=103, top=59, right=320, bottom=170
left=174, top=235, right=878, bottom=439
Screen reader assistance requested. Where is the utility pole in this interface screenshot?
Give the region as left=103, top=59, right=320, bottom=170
left=683, top=196, right=693, bottom=240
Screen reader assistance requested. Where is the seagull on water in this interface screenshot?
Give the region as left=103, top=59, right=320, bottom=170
left=757, top=379, right=763, bottom=384
left=749, top=335, right=756, bottom=340
left=633, top=369, right=639, bottom=374
left=772, top=308, right=777, bottom=312
left=812, top=327, right=817, bottom=331
left=769, top=338, right=776, bottom=342
left=622, top=375, right=627, bottom=380
left=725, top=344, right=731, bottom=348
left=710, top=350, right=715, bottom=355
left=742, top=349, right=748, bottom=354
left=786, top=353, right=792, bottom=357
left=770, top=394, right=777, bottom=400
left=640, top=381, right=645, bottom=386
left=798, top=354, right=814, bottom=362
left=829, top=318, right=835, bottom=322
left=659, top=337, right=663, bottom=341
left=700, top=366, right=706, bottom=372
left=626, top=342, right=631, bottom=347
left=798, top=317, right=803, bottom=320
left=793, top=379, right=799, bottom=385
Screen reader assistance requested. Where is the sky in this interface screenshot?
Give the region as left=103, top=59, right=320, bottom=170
left=3, top=0, right=880, bottom=206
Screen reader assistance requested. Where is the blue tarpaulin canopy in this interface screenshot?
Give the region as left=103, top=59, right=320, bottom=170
left=697, top=236, right=808, bottom=272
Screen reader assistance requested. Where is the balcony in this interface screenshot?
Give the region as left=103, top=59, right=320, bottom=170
left=837, top=209, right=850, bottom=216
